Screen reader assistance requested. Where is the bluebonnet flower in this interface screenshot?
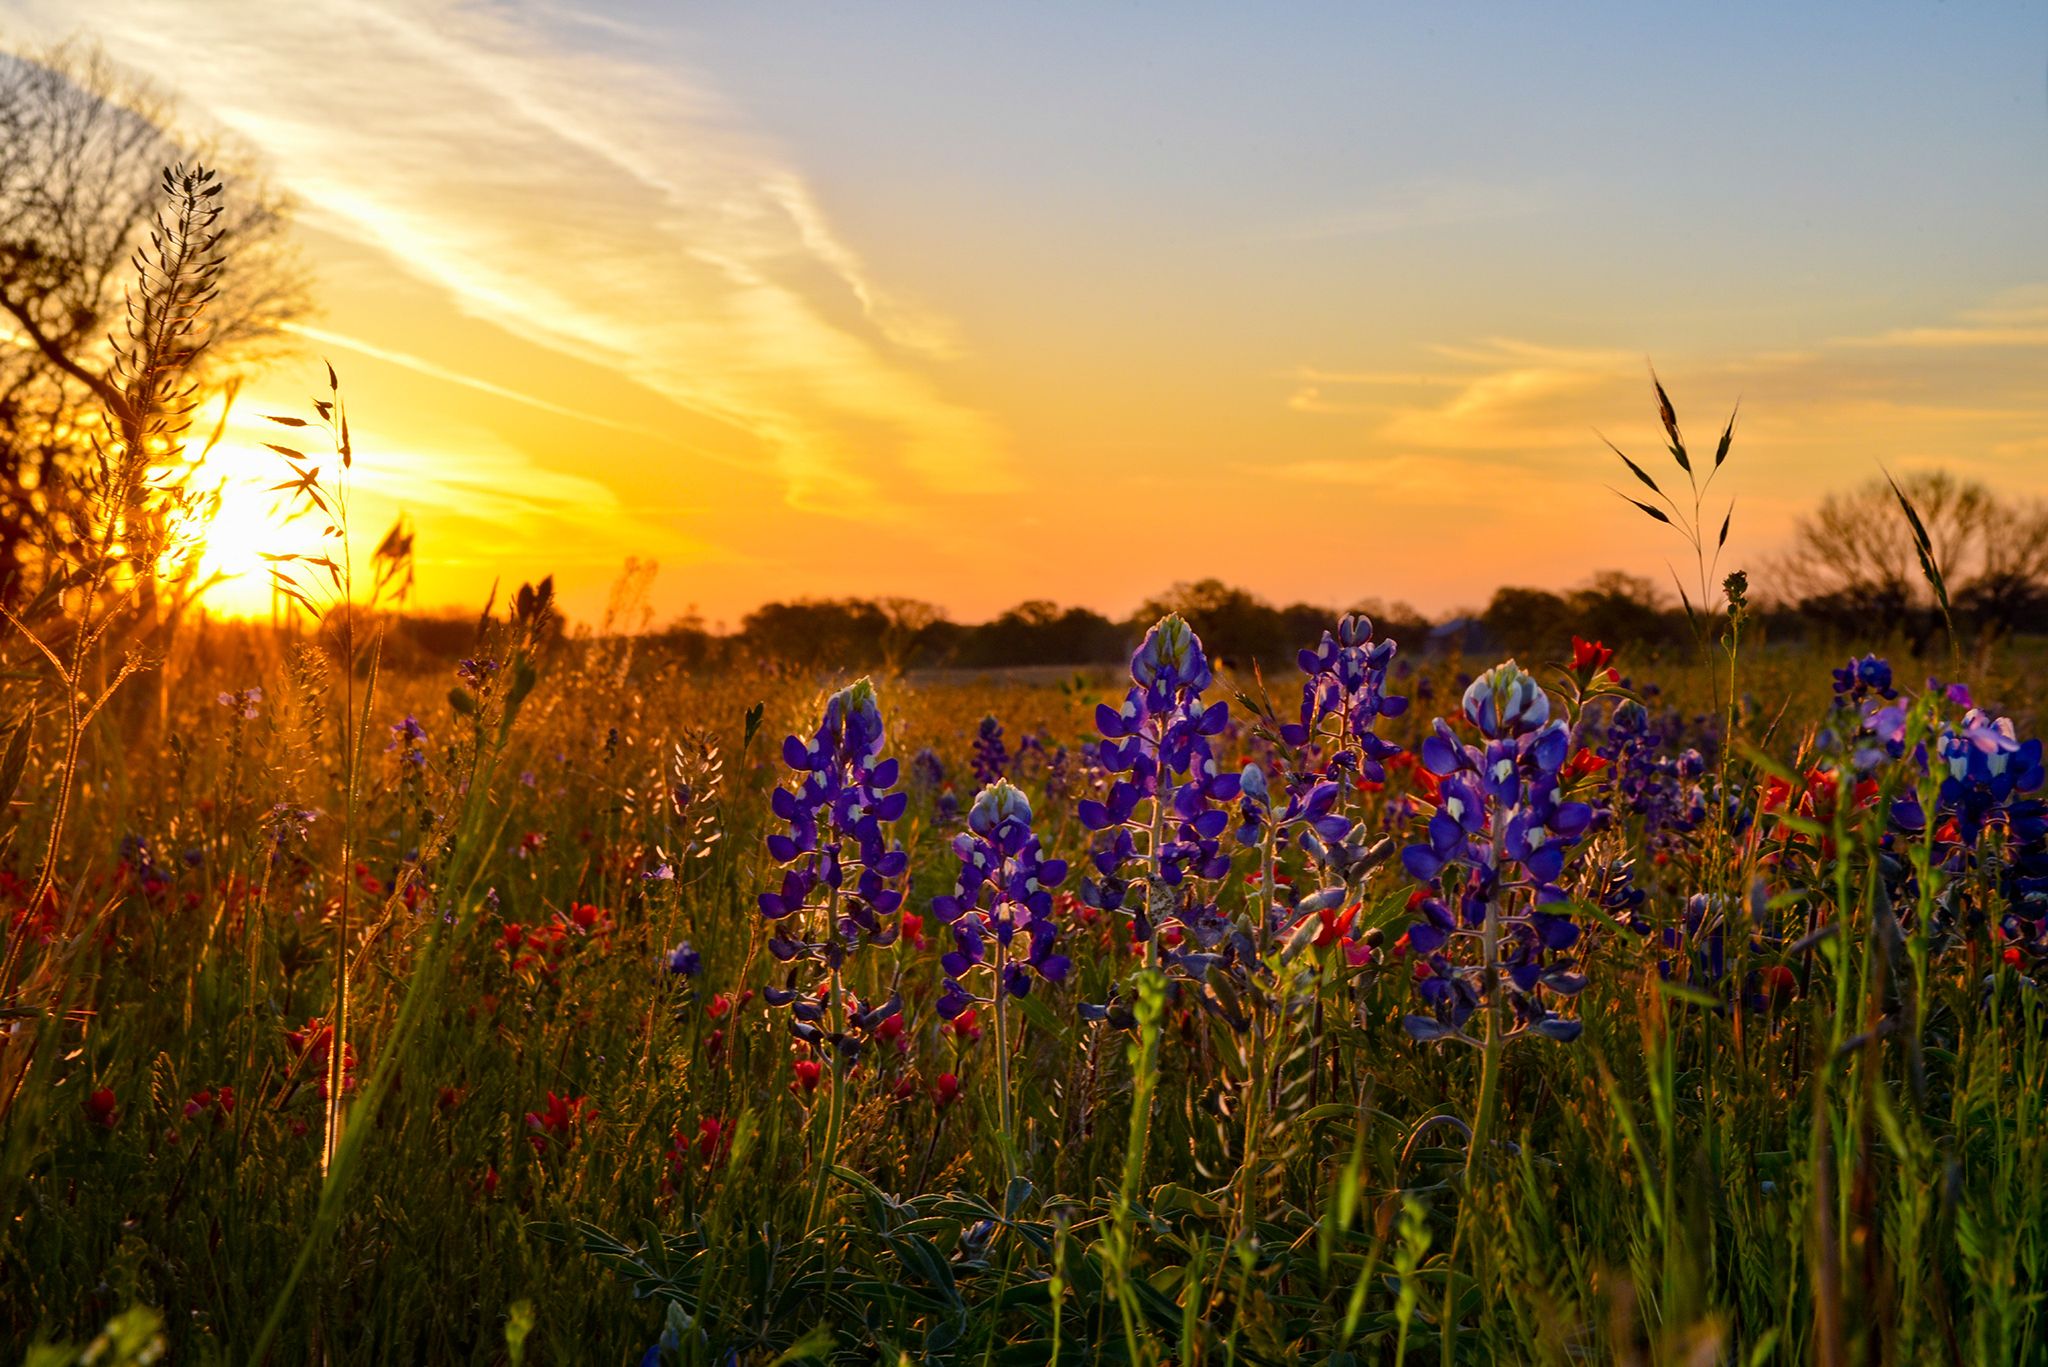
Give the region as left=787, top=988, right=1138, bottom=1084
left=119, top=834, right=170, bottom=899
left=758, top=678, right=909, bottom=1058
left=971, top=715, right=1009, bottom=785
left=931, top=781, right=1070, bottom=1018
left=1398, top=661, right=1595, bottom=1045
left=1241, top=613, right=1409, bottom=911
left=388, top=714, right=429, bottom=768
left=1280, top=613, right=1408, bottom=784
left=1041, top=741, right=1074, bottom=802
left=1230, top=760, right=1386, bottom=973
left=216, top=686, right=262, bottom=719
left=1653, top=883, right=1794, bottom=1015
left=1888, top=704, right=2048, bottom=959
left=664, top=941, right=701, bottom=977
left=1077, top=616, right=1243, bottom=960
left=264, top=804, right=318, bottom=853
left=1598, top=699, right=1706, bottom=845
left=456, top=657, right=499, bottom=691
left=1832, top=654, right=1897, bottom=705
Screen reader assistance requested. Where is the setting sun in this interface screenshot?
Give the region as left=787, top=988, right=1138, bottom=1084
left=3, top=9, right=2048, bottom=1360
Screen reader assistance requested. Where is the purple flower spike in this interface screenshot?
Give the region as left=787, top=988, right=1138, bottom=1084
left=757, top=677, right=908, bottom=1059
left=1401, top=661, right=1596, bottom=1047
left=933, top=780, right=1069, bottom=1014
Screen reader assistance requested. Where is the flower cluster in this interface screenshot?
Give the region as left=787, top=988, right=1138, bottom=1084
left=217, top=686, right=262, bottom=719
left=526, top=1091, right=597, bottom=1153
left=1599, top=699, right=1707, bottom=844
left=285, top=1019, right=358, bottom=1098
left=1235, top=613, right=1409, bottom=939
left=1886, top=702, right=2048, bottom=960
left=1280, top=613, right=1408, bottom=784
left=1832, top=654, right=1897, bottom=707
left=971, top=715, right=1009, bottom=785
left=388, top=714, right=429, bottom=768
left=1399, top=661, right=1595, bottom=1044
left=759, top=679, right=909, bottom=1055
left=1077, top=616, right=1242, bottom=951
left=931, top=781, right=1070, bottom=1018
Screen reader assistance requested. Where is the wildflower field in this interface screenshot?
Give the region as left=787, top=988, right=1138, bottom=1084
left=6, top=562, right=2048, bottom=1363
left=1, top=39, right=2046, bottom=1367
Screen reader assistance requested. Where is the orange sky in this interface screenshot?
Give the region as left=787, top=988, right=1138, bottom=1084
left=13, top=2, right=2048, bottom=626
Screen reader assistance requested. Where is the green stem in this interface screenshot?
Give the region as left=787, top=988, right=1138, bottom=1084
left=994, top=935, right=1016, bottom=1183
left=805, top=889, right=847, bottom=1232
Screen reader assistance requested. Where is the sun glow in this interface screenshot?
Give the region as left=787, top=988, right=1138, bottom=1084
left=184, top=440, right=321, bottom=620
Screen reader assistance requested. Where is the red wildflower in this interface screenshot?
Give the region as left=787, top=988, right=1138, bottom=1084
left=1560, top=748, right=1610, bottom=784
left=1312, top=903, right=1359, bottom=949
left=1571, top=637, right=1614, bottom=673
left=183, top=1087, right=235, bottom=1123
left=950, top=1008, right=983, bottom=1044
left=525, top=1091, right=597, bottom=1152
left=790, top=1059, right=823, bottom=1095
left=285, top=1019, right=358, bottom=1098
left=932, top=1072, right=961, bottom=1110
left=1761, top=965, right=1798, bottom=1011
left=876, top=1014, right=906, bottom=1053
left=84, top=1086, right=119, bottom=1130
left=694, top=1116, right=730, bottom=1166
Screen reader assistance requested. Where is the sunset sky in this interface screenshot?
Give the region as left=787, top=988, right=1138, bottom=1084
left=11, top=1, right=2048, bottom=625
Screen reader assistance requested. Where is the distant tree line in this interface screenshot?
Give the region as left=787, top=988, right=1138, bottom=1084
left=1774, top=470, right=2048, bottom=650
left=178, top=485, right=2048, bottom=679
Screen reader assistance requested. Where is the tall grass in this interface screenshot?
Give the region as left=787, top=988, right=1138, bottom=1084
left=1, top=614, right=2042, bottom=1362
left=2, top=176, right=2045, bottom=1367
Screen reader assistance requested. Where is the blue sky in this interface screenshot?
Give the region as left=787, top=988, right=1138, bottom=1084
left=13, top=1, right=2048, bottom=622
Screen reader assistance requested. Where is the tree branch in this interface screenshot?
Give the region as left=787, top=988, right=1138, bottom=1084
left=0, top=288, right=127, bottom=421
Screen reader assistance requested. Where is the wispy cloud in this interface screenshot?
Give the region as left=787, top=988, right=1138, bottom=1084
left=281, top=322, right=684, bottom=446
left=1832, top=285, right=2048, bottom=352
left=1279, top=288, right=2048, bottom=581
left=8, top=0, right=1006, bottom=516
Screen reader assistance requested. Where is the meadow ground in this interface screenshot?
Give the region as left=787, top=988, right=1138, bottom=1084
left=2, top=619, right=2046, bottom=1366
